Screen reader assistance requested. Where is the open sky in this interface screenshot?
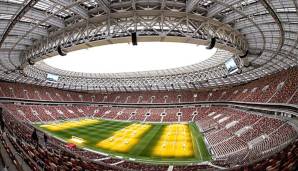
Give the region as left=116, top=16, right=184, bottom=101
left=43, top=42, right=217, bottom=73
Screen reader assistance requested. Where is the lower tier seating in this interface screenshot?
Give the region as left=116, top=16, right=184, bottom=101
left=1, top=103, right=297, bottom=170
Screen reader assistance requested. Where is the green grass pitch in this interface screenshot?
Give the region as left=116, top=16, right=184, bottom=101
left=36, top=119, right=211, bottom=165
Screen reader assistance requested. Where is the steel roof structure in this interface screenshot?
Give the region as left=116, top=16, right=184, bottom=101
left=0, top=0, right=297, bottom=92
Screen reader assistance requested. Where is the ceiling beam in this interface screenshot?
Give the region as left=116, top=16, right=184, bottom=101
left=1, top=43, right=27, bottom=50
left=97, top=0, right=110, bottom=13
left=51, top=0, right=89, bottom=19
left=132, top=0, right=136, bottom=10
left=186, top=0, right=200, bottom=13
left=207, top=0, right=241, bottom=17
left=0, top=0, right=39, bottom=48
left=161, top=0, right=166, bottom=10
left=0, top=19, right=48, bottom=36
left=0, top=1, right=65, bottom=28
left=4, top=36, right=32, bottom=46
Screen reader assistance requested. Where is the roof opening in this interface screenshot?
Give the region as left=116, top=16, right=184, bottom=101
left=43, top=42, right=217, bottom=74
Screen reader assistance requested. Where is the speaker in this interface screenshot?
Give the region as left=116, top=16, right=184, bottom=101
left=0, top=108, right=3, bottom=129
left=57, top=45, right=67, bottom=56
left=0, top=108, right=2, bottom=121
left=239, top=50, right=248, bottom=58
left=27, top=58, right=35, bottom=65
left=206, top=37, right=216, bottom=49
left=131, top=32, right=137, bottom=46
left=244, top=62, right=251, bottom=68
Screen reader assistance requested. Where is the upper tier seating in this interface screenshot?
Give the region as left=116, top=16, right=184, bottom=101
left=0, top=67, right=297, bottom=105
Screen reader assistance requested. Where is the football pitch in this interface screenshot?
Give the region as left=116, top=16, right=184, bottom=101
left=36, top=119, right=211, bottom=164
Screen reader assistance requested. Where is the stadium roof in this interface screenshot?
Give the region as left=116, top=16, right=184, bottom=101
left=0, top=0, right=297, bottom=92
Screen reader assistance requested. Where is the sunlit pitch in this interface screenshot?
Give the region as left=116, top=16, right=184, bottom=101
left=96, top=123, right=151, bottom=153
left=152, top=124, right=194, bottom=157
left=40, top=119, right=100, bottom=131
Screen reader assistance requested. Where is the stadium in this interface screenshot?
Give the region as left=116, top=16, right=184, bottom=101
left=0, top=0, right=297, bottom=170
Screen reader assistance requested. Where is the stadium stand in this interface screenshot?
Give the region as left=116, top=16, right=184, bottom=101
left=0, top=102, right=297, bottom=170
left=0, top=1, right=298, bottom=170
left=0, top=67, right=297, bottom=105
